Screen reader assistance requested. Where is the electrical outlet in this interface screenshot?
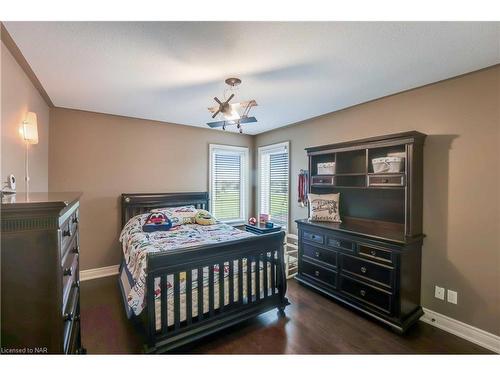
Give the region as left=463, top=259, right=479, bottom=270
left=435, top=286, right=445, bottom=300
left=447, top=290, right=458, bottom=304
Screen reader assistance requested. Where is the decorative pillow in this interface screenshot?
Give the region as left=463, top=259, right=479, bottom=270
left=151, top=205, right=198, bottom=226
left=308, top=193, right=341, bottom=222
left=194, top=209, right=217, bottom=225
left=142, top=212, right=172, bottom=232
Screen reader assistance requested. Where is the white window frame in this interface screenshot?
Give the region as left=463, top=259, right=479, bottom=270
left=257, top=141, right=290, bottom=231
left=209, top=144, right=249, bottom=225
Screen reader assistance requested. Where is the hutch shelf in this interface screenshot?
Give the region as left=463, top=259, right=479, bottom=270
left=295, top=131, right=426, bottom=333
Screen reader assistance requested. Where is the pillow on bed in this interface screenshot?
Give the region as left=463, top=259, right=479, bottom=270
left=194, top=209, right=217, bottom=225
left=308, top=193, right=341, bottom=223
left=151, top=206, right=197, bottom=226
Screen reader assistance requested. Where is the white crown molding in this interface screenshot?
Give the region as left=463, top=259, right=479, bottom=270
left=420, top=307, right=500, bottom=353
left=80, top=264, right=119, bottom=282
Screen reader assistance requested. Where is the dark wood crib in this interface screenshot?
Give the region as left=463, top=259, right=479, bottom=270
left=121, top=192, right=289, bottom=353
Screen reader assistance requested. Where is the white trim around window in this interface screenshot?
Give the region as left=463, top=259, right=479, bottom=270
left=257, top=141, right=290, bottom=231
left=209, top=144, right=249, bottom=225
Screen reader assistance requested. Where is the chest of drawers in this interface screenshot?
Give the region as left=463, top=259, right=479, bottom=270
left=1, top=192, right=84, bottom=353
left=296, top=219, right=423, bottom=333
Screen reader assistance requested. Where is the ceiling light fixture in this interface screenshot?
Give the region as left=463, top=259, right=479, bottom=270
left=207, top=78, right=258, bottom=133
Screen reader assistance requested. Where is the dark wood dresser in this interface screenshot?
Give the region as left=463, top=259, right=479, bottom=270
left=296, top=132, right=426, bottom=333
left=1, top=192, right=85, bottom=353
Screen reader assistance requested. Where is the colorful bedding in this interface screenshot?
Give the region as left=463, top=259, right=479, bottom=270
left=119, top=212, right=255, bottom=315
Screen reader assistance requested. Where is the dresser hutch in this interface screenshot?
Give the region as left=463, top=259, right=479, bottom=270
left=295, top=131, right=426, bottom=333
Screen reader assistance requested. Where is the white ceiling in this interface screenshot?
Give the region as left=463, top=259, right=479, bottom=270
left=5, top=22, right=500, bottom=134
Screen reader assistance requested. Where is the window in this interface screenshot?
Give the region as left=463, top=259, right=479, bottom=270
left=258, top=142, right=290, bottom=229
left=209, top=144, right=249, bottom=223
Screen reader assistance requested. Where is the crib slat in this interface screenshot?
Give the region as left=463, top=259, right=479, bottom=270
left=219, top=263, right=224, bottom=312
left=238, top=259, right=243, bottom=304
left=271, top=251, right=276, bottom=295
left=263, top=253, right=268, bottom=298
left=229, top=260, right=234, bottom=305
left=160, top=275, right=168, bottom=334
left=255, top=254, right=261, bottom=301
left=246, top=257, right=252, bottom=304
left=197, top=267, right=204, bottom=321
left=174, top=272, right=180, bottom=330
left=186, top=270, right=192, bottom=325
left=209, top=265, right=215, bottom=317
left=146, top=276, right=155, bottom=345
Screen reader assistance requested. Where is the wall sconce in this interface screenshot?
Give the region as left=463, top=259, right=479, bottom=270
left=20, top=111, right=38, bottom=193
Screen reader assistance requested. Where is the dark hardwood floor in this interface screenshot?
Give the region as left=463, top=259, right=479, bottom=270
left=80, top=276, right=491, bottom=354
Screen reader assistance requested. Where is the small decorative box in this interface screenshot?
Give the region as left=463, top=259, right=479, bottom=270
left=317, top=162, right=336, bottom=175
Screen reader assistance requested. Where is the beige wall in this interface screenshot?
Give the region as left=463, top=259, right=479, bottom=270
left=49, top=108, right=253, bottom=270
left=255, top=66, right=500, bottom=335
left=1, top=41, right=49, bottom=192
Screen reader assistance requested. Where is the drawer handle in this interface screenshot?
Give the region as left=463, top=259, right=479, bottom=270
left=63, top=228, right=72, bottom=237
left=360, top=266, right=367, bottom=274
left=72, top=216, right=79, bottom=224
left=360, top=289, right=366, bottom=297
left=331, top=240, right=340, bottom=247
left=73, top=245, right=80, bottom=255
left=74, top=314, right=81, bottom=322
left=311, top=234, right=316, bottom=239
left=382, top=178, right=389, bottom=183
left=64, top=312, right=73, bottom=321
left=315, top=251, right=320, bottom=258
left=73, top=280, right=80, bottom=288
left=63, top=266, right=73, bottom=277
left=370, top=250, right=376, bottom=256
left=314, top=270, right=320, bottom=277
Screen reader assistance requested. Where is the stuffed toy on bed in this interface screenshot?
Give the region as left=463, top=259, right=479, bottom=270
left=194, top=209, right=217, bottom=225
left=142, top=212, right=172, bottom=232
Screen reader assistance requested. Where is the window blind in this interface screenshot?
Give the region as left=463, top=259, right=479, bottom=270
left=210, top=145, right=248, bottom=223
left=259, top=143, right=289, bottom=228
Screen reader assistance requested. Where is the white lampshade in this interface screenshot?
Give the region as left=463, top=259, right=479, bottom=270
left=21, top=112, right=38, bottom=144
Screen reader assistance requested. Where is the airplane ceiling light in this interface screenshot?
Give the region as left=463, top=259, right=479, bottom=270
left=207, top=77, right=258, bottom=133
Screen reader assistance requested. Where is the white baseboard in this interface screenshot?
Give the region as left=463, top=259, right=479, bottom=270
left=80, top=264, right=120, bottom=281
left=420, top=307, right=500, bottom=353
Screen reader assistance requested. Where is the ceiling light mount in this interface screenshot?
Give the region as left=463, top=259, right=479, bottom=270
left=224, top=77, right=242, bottom=87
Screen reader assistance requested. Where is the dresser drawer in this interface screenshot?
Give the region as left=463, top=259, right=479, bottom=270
left=302, top=243, right=337, bottom=268
left=311, top=175, right=334, bottom=185
left=368, top=174, right=405, bottom=187
left=63, top=283, right=79, bottom=323
left=66, top=320, right=81, bottom=354
left=62, top=252, right=79, bottom=309
left=63, top=286, right=80, bottom=354
left=301, top=260, right=337, bottom=288
left=303, top=230, right=324, bottom=245
left=326, top=236, right=355, bottom=252
left=358, top=244, right=393, bottom=264
left=339, top=275, right=392, bottom=314
left=341, top=254, right=393, bottom=288
left=61, top=213, right=79, bottom=256
left=62, top=231, right=79, bottom=264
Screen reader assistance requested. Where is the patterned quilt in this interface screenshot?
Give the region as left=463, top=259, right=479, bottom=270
left=119, top=212, right=255, bottom=315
